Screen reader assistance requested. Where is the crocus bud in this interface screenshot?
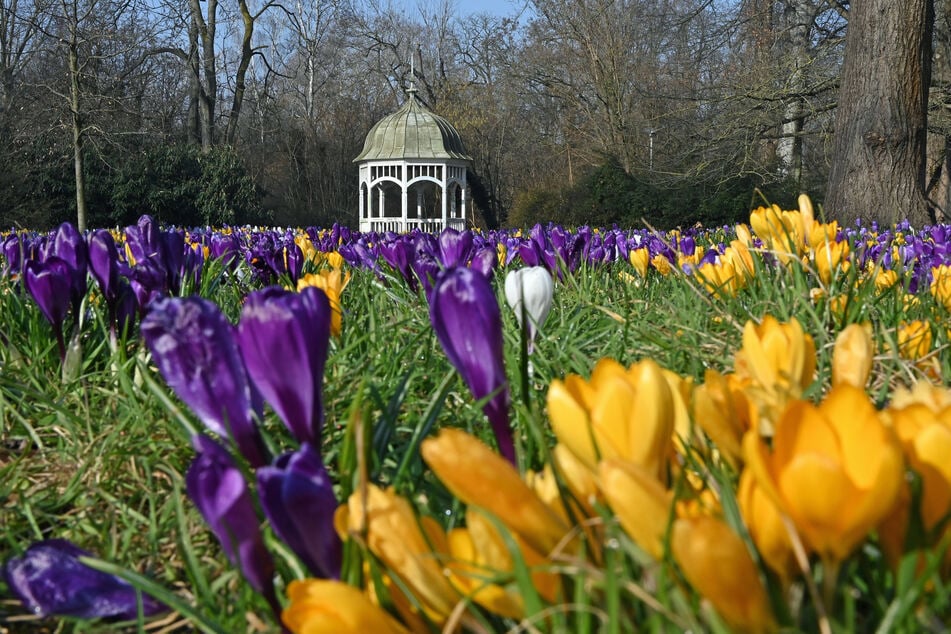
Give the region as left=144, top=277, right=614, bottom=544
left=49, top=221, right=88, bottom=310
left=831, top=322, right=874, bottom=388
left=429, top=267, right=514, bottom=463
left=237, top=287, right=331, bottom=445
left=672, top=516, right=777, bottom=633
left=3, top=539, right=166, bottom=620
left=24, top=258, right=72, bottom=333
left=187, top=436, right=278, bottom=612
left=504, top=266, right=553, bottom=354
left=88, top=229, right=120, bottom=303
left=257, top=443, right=341, bottom=579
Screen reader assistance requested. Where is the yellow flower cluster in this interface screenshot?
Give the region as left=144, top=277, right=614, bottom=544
left=282, top=310, right=951, bottom=633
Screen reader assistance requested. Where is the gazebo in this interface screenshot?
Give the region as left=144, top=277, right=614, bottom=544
left=354, top=87, right=471, bottom=233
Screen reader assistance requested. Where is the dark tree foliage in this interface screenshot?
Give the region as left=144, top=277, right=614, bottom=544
left=110, top=145, right=266, bottom=227
left=507, top=158, right=797, bottom=231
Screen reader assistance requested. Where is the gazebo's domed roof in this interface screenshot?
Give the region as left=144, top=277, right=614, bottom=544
left=354, top=90, right=471, bottom=162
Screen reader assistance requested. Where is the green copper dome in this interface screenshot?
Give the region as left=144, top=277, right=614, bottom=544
left=354, top=91, right=471, bottom=162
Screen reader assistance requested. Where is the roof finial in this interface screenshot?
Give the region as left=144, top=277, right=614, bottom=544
left=408, top=44, right=418, bottom=99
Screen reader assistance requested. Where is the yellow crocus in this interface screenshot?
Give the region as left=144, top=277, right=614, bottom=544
left=931, top=264, right=951, bottom=312
left=629, top=247, right=650, bottom=278
left=446, top=507, right=560, bottom=619
left=887, top=397, right=951, bottom=536
left=897, top=320, right=932, bottom=362
left=696, top=260, right=739, bottom=298
left=651, top=253, right=673, bottom=276
left=737, top=469, right=798, bottom=582
left=547, top=358, right=675, bottom=480
left=283, top=579, right=409, bottom=634
left=691, top=369, right=757, bottom=467
left=599, top=459, right=673, bottom=560
left=749, top=205, right=805, bottom=265
left=671, top=515, right=777, bottom=634
left=742, top=385, right=904, bottom=565
left=297, top=268, right=350, bottom=337
left=831, top=322, right=875, bottom=389
left=735, top=316, right=816, bottom=432
left=339, top=484, right=459, bottom=620
left=874, top=267, right=900, bottom=293
left=812, top=238, right=850, bottom=284
left=420, top=428, right=571, bottom=556
left=721, top=240, right=757, bottom=282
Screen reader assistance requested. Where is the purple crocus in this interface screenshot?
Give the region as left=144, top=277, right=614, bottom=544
left=24, top=257, right=72, bottom=361
left=3, top=539, right=166, bottom=620
left=429, top=267, right=515, bottom=463
left=437, top=228, right=474, bottom=268
left=140, top=296, right=267, bottom=467
left=237, top=286, right=331, bottom=445
left=186, top=436, right=279, bottom=615
left=88, top=229, right=120, bottom=303
left=48, top=222, right=88, bottom=311
left=257, top=443, right=341, bottom=579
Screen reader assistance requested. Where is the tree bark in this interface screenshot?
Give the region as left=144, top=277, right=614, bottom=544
left=826, top=0, right=934, bottom=227
left=67, top=12, right=87, bottom=230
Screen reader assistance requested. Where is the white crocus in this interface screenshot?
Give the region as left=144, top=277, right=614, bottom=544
left=504, top=266, right=554, bottom=355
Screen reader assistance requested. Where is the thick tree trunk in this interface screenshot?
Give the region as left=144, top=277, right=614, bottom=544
left=826, top=0, right=934, bottom=227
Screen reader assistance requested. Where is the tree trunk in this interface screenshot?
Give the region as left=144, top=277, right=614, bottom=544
left=67, top=28, right=87, bottom=230
left=189, top=0, right=217, bottom=151
left=224, top=0, right=254, bottom=146
left=776, top=1, right=814, bottom=184
left=826, top=0, right=934, bottom=227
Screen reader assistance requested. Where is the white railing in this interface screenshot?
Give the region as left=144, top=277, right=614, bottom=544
left=359, top=217, right=467, bottom=233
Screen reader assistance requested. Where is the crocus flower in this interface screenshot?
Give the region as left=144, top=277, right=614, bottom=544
left=691, top=369, right=757, bottom=468
left=742, top=385, right=903, bottom=567
left=187, top=435, right=278, bottom=613
left=629, top=247, right=650, bottom=278
left=24, top=257, right=72, bottom=361
left=429, top=267, right=514, bottom=463
left=734, top=316, right=816, bottom=433
left=337, top=484, right=459, bottom=621
left=446, top=507, right=558, bottom=619
left=3, top=539, right=165, bottom=620
left=296, top=269, right=349, bottom=338
left=598, top=458, right=673, bottom=560
left=737, top=469, right=798, bottom=582
left=931, top=264, right=951, bottom=312
left=547, top=358, right=675, bottom=479
left=141, top=297, right=267, bottom=467
left=437, top=227, right=474, bottom=268
left=283, top=579, right=407, bottom=634
left=897, top=319, right=933, bottom=362
left=882, top=385, right=951, bottom=567
left=421, top=428, right=571, bottom=556
left=48, top=221, right=88, bottom=311
left=238, top=287, right=331, bottom=444
left=671, top=516, right=777, bottom=633
left=504, top=266, right=554, bottom=354
left=257, top=443, right=341, bottom=579
left=831, top=323, right=874, bottom=388
left=88, top=229, right=120, bottom=303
